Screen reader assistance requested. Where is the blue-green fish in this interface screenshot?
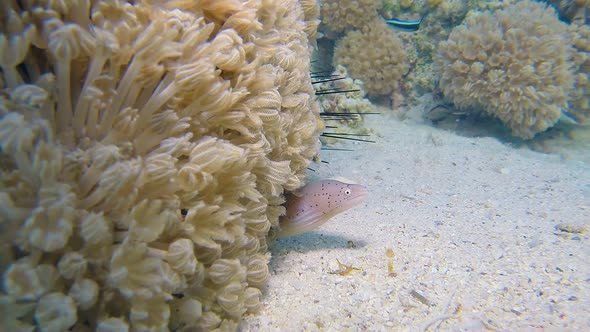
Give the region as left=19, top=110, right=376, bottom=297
left=384, top=17, right=423, bottom=32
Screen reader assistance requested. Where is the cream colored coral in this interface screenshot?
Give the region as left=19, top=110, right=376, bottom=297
left=108, top=241, right=171, bottom=299
left=0, top=0, right=321, bottom=330
left=129, top=295, right=170, bottom=331
left=569, top=22, right=590, bottom=122
left=57, top=251, right=87, bottom=280
left=68, top=278, right=99, bottom=310
left=246, top=253, right=271, bottom=287
left=96, top=318, right=129, bottom=332
left=316, top=65, right=376, bottom=114
left=315, top=65, right=376, bottom=143
left=34, top=293, right=77, bottom=332
left=165, top=238, right=198, bottom=275
left=3, top=260, right=45, bottom=300
left=334, top=19, right=410, bottom=98
left=3, top=258, right=60, bottom=303
left=0, top=295, right=36, bottom=332
left=169, top=297, right=203, bottom=330
left=320, top=0, right=381, bottom=32
left=436, top=1, right=574, bottom=139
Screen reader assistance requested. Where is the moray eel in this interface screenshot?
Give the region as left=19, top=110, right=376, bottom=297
left=278, top=179, right=368, bottom=237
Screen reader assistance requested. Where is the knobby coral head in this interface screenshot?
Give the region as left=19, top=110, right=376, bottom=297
left=334, top=18, right=411, bottom=103
left=435, top=0, right=575, bottom=139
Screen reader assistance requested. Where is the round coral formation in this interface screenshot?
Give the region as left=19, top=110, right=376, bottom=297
left=436, top=1, right=574, bottom=139
left=320, top=0, right=381, bottom=33
left=569, top=22, right=590, bottom=122
left=0, top=0, right=321, bottom=330
left=334, top=19, right=410, bottom=98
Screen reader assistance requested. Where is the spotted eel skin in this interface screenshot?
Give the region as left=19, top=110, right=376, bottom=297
left=278, top=179, right=368, bottom=237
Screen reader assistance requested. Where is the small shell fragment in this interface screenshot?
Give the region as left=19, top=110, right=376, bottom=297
left=410, top=290, right=434, bottom=307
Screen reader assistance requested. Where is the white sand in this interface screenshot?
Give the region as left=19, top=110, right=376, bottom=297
left=242, top=114, right=589, bottom=331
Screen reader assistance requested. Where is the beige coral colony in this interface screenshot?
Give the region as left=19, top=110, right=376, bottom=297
left=0, top=0, right=323, bottom=330
left=1, top=0, right=590, bottom=331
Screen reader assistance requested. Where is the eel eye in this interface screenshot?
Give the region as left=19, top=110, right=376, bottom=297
left=344, top=189, right=351, bottom=195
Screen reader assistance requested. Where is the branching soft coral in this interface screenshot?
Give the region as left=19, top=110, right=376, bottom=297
left=0, top=0, right=321, bottom=330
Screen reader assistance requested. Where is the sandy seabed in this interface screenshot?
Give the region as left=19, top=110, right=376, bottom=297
left=241, top=113, right=590, bottom=331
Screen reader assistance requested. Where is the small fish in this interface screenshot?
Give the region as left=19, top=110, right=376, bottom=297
left=384, top=17, right=423, bottom=32
left=278, top=179, right=368, bottom=237
left=559, top=111, right=580, bottom=124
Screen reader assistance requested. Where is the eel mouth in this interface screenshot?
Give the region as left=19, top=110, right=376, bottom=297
left=348, top=184, right=369, bottom=207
